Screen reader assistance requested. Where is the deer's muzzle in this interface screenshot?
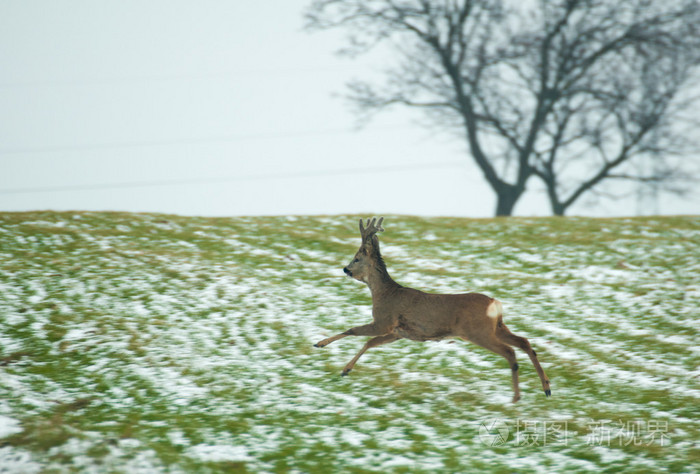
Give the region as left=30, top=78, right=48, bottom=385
left=343, top=267, right=352, bottom=277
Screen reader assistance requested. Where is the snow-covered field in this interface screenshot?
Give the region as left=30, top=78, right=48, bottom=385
left=1, top=212, right=698, bottom=472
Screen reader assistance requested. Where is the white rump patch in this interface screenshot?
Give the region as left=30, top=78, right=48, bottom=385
left=487, top=299, right=503, bottom=319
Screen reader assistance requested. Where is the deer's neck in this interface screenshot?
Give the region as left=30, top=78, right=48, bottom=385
left=366, top=264, right=401, bottom=298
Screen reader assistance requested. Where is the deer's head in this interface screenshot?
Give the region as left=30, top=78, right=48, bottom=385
left=343, top=217, right=385, bottom=283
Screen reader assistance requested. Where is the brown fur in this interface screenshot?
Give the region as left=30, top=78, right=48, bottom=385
left=314, top=218, right=551, bottom=402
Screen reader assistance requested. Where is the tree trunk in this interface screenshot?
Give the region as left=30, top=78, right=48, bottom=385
left=551, top=202, right=566, bottom=216
left=545, top=184, right=566, bottom=216
left=494, top=186, right=521, bottom=216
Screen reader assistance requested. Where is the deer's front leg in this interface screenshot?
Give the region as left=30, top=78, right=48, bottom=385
left=314, top=322, right=391, bottom=348
left=342, top=334, right=399, bottom=376
left=314, top=332, right=350, bottom=348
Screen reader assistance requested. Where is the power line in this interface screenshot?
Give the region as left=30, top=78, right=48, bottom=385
left=0, top=125, right=410, bottom=155
left=0, top=161, right=468, bottom=195
left=0, top=66, right=367, bottom=89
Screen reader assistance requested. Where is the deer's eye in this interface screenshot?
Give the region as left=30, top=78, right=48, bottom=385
left=353, top=258, right=359, bottom=263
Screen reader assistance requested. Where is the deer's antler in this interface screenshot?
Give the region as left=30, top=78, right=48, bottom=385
left=359, top=217, right=384, bottom=242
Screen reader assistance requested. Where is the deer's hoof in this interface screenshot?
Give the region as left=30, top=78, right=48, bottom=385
left=314, top=342, right=324, bottom=348
left=341, top=369, right=351, bottom=376
left=545, top=389, right=552, bottom=397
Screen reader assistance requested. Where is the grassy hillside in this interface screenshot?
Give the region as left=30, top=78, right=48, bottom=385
left=0, top=212, right=698, bottom=473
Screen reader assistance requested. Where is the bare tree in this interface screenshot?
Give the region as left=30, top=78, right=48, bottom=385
left=305, top=0, right=700, bottom=216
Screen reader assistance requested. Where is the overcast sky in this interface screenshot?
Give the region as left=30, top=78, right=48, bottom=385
left=1, top=0, right=697, bottom=218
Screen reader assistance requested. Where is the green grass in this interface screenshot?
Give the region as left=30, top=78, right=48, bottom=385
left=1, top=212, right=699, bottom=472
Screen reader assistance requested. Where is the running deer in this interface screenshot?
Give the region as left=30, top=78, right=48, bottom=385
left=314, top=217, right=551, bottom=402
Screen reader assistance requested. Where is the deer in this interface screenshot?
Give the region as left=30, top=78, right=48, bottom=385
left=314, top=217, right=551, bottom=403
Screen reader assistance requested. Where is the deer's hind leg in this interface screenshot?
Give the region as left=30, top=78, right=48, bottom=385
left=496, top=323, right=551, bottom=397
left=462, top=334, right=521, bottom=403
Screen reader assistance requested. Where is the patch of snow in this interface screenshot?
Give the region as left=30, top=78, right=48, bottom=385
left=0, top=447, right=42, bottom=473
left=168, top=430, right=190, bottom=447
left=185, top=444, right=252, bottom=463
left=340, top=428, right=370, bottom=447
left=577, top=265, right=634, bottom=284
left=0, top=415, right=22, bottom=438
